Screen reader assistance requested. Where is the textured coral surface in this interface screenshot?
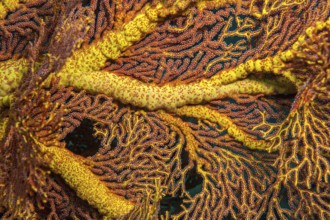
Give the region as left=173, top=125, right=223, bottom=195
left=0, top=0, right=329, bottom=219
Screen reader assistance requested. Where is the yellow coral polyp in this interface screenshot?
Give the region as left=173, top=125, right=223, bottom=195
left=2, top=0, right=20, bottom=11
left=135, top=15, right=152, bottom=32
left=123, top=23, right=143, bottom=42
left=145, top=6, right=160, bottom=21
left=0, top=0, right=19, bottom=19
left=280, top=50, right=295, bottom=62
left=0, top=4, right=7, bottom=19
left=0, top=58, right=29, bottom=97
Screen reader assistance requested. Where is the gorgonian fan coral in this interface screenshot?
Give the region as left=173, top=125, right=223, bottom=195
left=0, top=0, right=329, bottom=219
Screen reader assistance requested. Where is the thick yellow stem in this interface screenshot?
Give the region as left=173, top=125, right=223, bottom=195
left=0, top=58, right=29, bottom=98
left=56, top=69, right=295, bottom=111
left=0, top=0, right=25, bottom=19
left=58, top=0, right=198, bottom=78
left=0, top=116, right=9, bottom=141
left=38, top=143, right=134, bottom=219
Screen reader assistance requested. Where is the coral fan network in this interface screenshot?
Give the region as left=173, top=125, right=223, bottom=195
left=0, top=0, right=329, bottom=219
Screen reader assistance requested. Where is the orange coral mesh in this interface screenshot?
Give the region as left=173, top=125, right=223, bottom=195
left=0, top=0, right=329, bottom=219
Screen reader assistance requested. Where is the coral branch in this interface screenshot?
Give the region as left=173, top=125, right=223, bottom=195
left=37, top=140, right=135, bottom=219
left=58, top=0, right=200, bottom=77
left=0, top=115, right=8, bottom=141
left=173, top=105, right=271, bottom=151
left=0, top=0, right=29, bottom=19
left=55, top=70, right=294, bottom=111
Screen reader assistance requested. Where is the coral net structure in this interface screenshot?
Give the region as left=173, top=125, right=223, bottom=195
left=0, top=0, right=329, bottom=219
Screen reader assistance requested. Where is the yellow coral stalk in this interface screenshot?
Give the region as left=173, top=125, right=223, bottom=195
left=58, top=0, right=199, bottom=77
left=0, top=116, right=8, bottom=141
left=34, top=140, right=134, bottom=219
left=56, top=69, right=295, bottom=111
left=173, top=105, right=271, bottom=151
left=0, top=0, right=22, bottom=19
left=0, top=58, right=29, bottom=98
left=157, top=111, right=200, bottom=161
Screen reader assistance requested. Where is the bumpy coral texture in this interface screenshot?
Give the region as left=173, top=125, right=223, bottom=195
left=0, top=0, right=329, bottom=219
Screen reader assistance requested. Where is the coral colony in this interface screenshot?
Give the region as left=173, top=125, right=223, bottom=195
left=0, top=0, right=329, bottom=219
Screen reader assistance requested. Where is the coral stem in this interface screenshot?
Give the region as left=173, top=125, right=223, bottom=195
left=173, top=105, right=272, bottom=151
left=35, top=140, right=134, bottom=219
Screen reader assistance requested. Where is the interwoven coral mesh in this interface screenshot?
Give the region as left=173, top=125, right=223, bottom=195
left=0, top=0, right=329, bottom=219
left=105, top=0, right=324, bottom=84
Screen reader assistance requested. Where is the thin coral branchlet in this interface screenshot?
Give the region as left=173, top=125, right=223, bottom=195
left=0, top=0, right=329, bottom=219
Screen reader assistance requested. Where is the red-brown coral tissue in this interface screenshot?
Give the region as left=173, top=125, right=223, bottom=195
left=0, top=0, right=329, bottom=219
